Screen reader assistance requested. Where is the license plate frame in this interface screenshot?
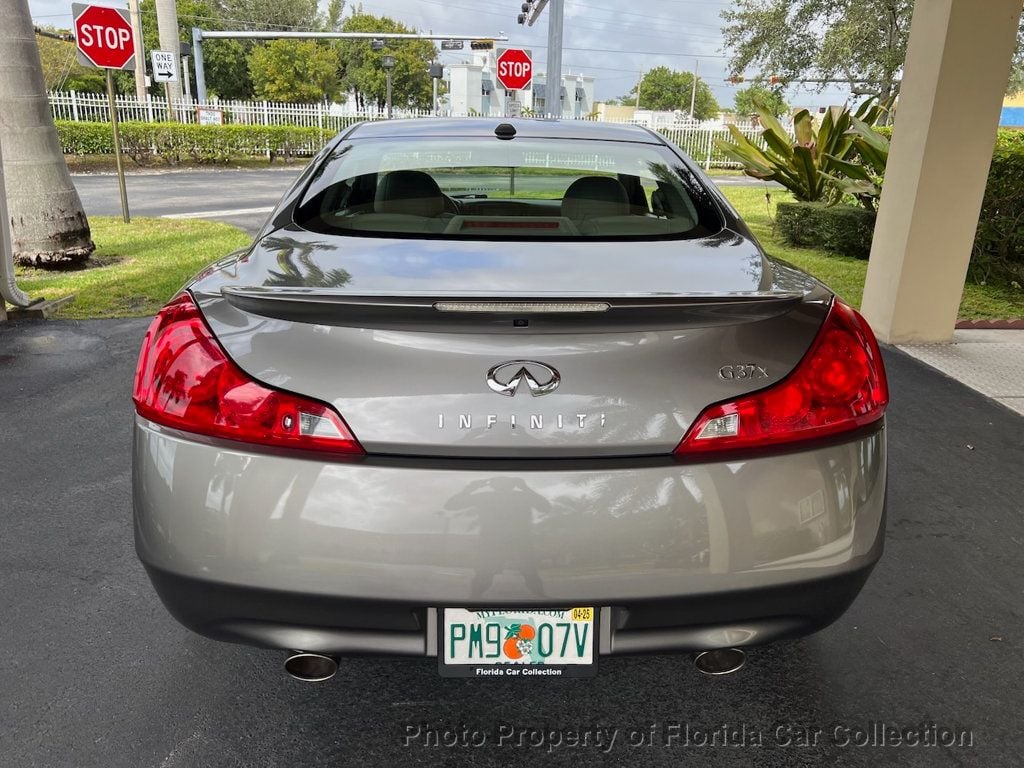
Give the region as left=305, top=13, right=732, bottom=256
left=438, top=607, right=598, bottom=678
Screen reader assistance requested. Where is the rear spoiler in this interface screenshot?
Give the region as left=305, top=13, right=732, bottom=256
left=218, top=286, right=809, bottom=333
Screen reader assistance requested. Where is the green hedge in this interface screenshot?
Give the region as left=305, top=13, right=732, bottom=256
left=973, top=129, right=1024, bottom=284
left=875, top=125, right=1023, bottom=284
left=56, top=121, right=333, bottom=165
left=775, top=202, right=876, bottom=259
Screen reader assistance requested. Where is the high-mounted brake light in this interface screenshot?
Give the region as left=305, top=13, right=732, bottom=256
left=676, top=299, right=888, bottom=455
left=132, top=293, right=363, bottom=455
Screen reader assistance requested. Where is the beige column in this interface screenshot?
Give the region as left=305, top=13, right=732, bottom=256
left=861, top=0, right=1023, bottom=344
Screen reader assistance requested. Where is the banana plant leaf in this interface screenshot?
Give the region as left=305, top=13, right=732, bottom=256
left=821, top=154, right=874, bottom=182
left=714, top=97, right=887, bottom=205
left=848, top=117, right=890, bottom=175
left=793, top=110, right=815, bottom=147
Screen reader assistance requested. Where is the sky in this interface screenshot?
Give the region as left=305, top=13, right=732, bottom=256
left=28, top=0, right=857, bottom=109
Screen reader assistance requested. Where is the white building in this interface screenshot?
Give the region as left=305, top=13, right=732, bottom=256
left=445, top=50, right=595, bottom=118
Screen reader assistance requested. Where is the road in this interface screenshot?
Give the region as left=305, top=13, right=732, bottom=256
left=71, top=167, right=303, bottom=235
left=71, top=168, right=775, bottom=235
left=2, top=319, right=1023, bottom=766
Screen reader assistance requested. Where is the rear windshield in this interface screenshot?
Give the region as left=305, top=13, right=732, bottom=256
left=294, top=137, right=722, bottom=240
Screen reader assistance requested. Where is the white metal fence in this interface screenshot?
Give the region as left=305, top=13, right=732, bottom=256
left=48, top=91, right=434, bottom=128
left=47, top=90, right=765, bottom=168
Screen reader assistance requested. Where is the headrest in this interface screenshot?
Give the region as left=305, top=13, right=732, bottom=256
left=561, top=176, right=630, bottom=221
left=375, top=171, right=445, bottom=217
left=651, top=185, right=685, bottom=217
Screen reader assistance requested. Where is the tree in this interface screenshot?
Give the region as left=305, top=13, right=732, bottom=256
left=139, top=0, right=253, bottom=99
left=623, top=67, right=719, bottom=120
left=337, top=13, right=437, bottom=110
left=724, top=0, right=1024, bottom=106
left=0, top=0, right=93, bottom=265
left=35, top=29, right=106, bottom=93
left=722, top=0, right=911, bottom=108
left=733, top=84, right=788, bottom=118
left=1008, top=23, right=1024, bottom=96
left=249, top=40, right=341, bottom=102
left=216, top=0, right=319, bottom=29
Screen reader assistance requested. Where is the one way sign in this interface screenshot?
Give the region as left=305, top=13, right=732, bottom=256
left=150, top=50, right=178, bottom=83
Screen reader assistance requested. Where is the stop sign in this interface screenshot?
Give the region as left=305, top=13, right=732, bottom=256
left=496, top=48, right=533, bottom=91
left=73, top=3, right=137, bottom=70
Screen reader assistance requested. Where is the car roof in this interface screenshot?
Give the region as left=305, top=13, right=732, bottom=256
left=342, top=118, right=666, bottom=144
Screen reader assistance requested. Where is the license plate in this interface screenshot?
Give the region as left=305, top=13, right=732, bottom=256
left=438, top=608, right=597, bottom=678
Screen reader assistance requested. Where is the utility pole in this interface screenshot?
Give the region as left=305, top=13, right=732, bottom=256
left=127, top=0, right=147, bottom=101
left=635, top=71, right=642, bottom=108
left=689, top=59, right=699, bottom=121
left=155, top=0, right=182, bottom=118
left=523, top=0, right=563, bottom=118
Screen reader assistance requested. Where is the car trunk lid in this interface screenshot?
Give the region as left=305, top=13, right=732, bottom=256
left=190, top=230, right=830, bottom=458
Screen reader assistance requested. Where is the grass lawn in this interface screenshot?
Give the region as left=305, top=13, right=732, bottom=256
left=15, top=217, right=250, bottom=319
left=720, top=185, right=1024, bottom=320
left=13, top=193, right=1023, bottom=321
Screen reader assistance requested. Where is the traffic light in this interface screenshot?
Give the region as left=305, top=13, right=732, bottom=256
left=769, top=75, right=783, bottom=85
left=470, top=39, right=494, bottom=50
left=728, top=75, right=744, bottom=84
left=518, top=1, right=534, bottom=25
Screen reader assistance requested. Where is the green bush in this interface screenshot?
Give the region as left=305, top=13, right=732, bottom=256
left=56, top=121, right=334, bottom=165
left=972, top=129, right=1024, bottom=285
left=775, top=201, right=876, bottom=259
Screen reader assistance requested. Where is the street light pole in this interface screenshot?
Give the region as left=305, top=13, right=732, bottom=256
left=429, top=61, right=444, bottom=115
left=546, top=0, right=564, bottom=116
left=382, top=55, right=396, bottom=119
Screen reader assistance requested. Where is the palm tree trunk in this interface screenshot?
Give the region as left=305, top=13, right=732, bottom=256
left=0, top=0, right=94, bottom=266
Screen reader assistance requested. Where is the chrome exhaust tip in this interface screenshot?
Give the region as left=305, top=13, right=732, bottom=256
left=284, top=652, right=339, bottom=682
left=693, top=648, right=746, bottom=676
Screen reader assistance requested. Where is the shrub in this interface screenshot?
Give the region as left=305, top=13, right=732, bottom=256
left=775, top=201, right=876, bottom=259
left=972, top=129, right=1024, bottom=285
left=56, top=121, right=334, bottom=165
left=714, top=99, right=887, bottom=205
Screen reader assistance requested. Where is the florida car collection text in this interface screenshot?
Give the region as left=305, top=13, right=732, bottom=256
left=402, top=721, right=975, bottom=753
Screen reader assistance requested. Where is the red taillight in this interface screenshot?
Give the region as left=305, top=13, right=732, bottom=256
left=132, top=293, right=363, bottom=456
left=676, top=299, right=888, bottom=456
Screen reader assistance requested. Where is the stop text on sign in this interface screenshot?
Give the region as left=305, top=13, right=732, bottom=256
left=498, top=61, right=531, bottom=80
left=77, top=24, right=132, bottom=52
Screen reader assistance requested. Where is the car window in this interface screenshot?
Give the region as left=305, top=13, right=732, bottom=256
left=294, top=137, right=722, bottom=240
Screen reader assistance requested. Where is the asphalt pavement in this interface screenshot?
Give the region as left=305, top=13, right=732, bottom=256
left=71, top=167, right=303, bottom=235
left=71, top=168, right=774, bottom=235
left=1, top=316, right=1022, bottom=767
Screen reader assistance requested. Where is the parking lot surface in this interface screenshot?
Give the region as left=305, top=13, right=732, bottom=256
left=1, top=317, right=1022, bottom=766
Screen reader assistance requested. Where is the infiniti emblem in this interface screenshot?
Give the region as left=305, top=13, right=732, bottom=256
left=486, top=360, right=561, bottom=397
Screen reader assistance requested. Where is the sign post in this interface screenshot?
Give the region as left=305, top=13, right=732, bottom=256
left=73, top=3, right=137, bottom=223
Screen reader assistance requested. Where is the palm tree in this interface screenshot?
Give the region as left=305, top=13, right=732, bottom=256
left=0, top=0, right=94, bottom=266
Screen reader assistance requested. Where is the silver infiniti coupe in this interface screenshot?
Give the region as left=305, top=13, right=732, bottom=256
left=132, top=119, right=888, bottom=681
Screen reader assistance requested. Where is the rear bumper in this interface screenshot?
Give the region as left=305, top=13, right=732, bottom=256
left=144, top=558, right=879, bottom=655
left=133, top=417, right=886, bottom=655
